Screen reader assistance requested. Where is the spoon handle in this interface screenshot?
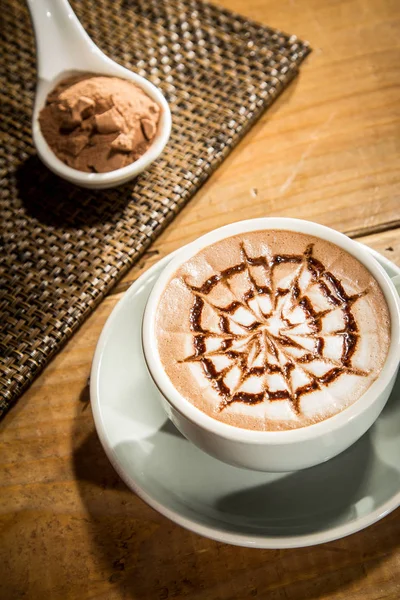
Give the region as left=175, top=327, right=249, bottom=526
left=26, top=0, right=106, bottom=80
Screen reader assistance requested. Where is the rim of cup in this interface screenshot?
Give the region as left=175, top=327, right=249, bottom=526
left=142, top=218, right=400, bottom=444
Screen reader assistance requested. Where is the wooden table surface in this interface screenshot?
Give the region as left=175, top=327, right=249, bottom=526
left=1, top=0, right=400, bottom=598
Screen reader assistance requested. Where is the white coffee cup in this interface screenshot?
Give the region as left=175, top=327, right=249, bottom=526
left=142, top=218, right=400, bottom=471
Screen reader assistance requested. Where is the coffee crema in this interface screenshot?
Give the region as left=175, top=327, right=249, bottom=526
left=155, top=230, right=391, bottom=431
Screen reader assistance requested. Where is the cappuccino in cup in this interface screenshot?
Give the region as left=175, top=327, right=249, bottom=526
left=154, top=230, right=390, bottom=431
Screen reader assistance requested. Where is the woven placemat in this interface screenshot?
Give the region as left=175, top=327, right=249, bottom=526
left=0, top=0, right=310, bottom=417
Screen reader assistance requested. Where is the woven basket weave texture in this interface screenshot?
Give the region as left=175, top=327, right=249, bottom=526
left=0, top=0, right=310, bottom=416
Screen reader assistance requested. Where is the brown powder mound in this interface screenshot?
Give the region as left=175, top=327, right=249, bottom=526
left=39, top=74, right=161, bottom=173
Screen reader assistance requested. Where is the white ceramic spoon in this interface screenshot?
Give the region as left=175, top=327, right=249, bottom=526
left=27, top=0, right=171, bottom=189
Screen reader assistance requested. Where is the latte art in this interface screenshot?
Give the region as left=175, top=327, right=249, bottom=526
left=183, top=243, right=369, bottom=414
left=156, top=231, right=390, bottom=430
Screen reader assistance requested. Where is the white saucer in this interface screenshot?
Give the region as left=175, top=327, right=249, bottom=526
left=91, top=245, right=400, bottom=549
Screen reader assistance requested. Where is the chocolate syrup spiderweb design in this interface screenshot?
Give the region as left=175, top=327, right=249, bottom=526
left=182, top=244, right=370, bottom=415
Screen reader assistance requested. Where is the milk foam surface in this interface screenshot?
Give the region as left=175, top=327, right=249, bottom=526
left=155, top=230, right=391, bottom=431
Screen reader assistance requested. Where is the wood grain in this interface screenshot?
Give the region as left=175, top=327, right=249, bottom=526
left=126, top=0, right=399, bottom=247
left=1, top=0, right=400, bottom=598
left=1, top=228, right=399, bottom=600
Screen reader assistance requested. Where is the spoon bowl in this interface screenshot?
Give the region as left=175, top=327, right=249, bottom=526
left=27, top=0, right=171, bottom=189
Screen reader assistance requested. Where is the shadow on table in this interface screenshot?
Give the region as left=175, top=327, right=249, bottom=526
left=16, top=155, right=134, bottom=229
left=73, top=385, right=400, bottom=600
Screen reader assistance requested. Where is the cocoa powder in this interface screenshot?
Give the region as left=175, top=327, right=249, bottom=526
left=39, top=74, right=161, bottom=173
